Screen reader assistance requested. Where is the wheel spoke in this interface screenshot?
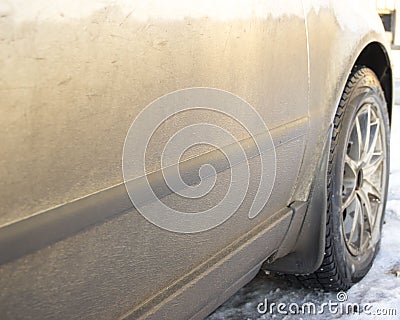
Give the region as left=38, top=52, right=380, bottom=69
left=363, top=152, right=384, bottom=177
left=364, top=178, right=382, bottom=201
left=342, top=187, right=357, bottom=211
left=355, top=117, right=364, bottom=161
left=349, top=198, right=361, bottom=243
left=362, top=105, right=372, bottom=162
left=357, top=188, right=374, bottom=229
left=345, top=154, right=359, bottom=176
left=359, top=200, right=364, bottom=249
left=364, top=119, right=380, bottom=164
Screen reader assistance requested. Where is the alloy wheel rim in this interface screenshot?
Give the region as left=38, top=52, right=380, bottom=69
left=341, top=103, right=386, bottom=256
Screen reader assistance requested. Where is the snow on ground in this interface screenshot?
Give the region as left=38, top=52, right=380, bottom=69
left=208, top=51, right=400, bottom=319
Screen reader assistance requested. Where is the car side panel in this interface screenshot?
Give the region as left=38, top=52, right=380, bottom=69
left=0, top=1, right=309, bottom=319
left=0, top=0, right=308, bottom=226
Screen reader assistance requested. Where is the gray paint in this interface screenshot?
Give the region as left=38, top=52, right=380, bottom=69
left=0, top=116, right=307, bottom=265
left=0, top=0, right=392, bottom=319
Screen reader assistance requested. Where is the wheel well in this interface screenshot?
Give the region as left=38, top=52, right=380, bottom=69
left=354, top=42, right=393, bottom=123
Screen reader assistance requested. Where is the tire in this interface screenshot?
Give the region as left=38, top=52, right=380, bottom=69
left=296, top=66, right=390, bottom=290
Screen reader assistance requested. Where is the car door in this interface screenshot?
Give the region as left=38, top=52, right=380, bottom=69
left=0, top=1, right=309, bottom=319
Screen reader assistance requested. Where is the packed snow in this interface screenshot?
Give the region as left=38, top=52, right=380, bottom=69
left=207, top=51, right=400, bottom=319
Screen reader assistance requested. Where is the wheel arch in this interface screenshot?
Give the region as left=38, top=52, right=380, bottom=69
left=354, top=41, right=393, bottom=123
left=263, top=40, right=393, bottom=274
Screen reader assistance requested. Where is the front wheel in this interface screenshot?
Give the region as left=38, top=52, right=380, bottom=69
left=298, top=66, right=390, bottom=290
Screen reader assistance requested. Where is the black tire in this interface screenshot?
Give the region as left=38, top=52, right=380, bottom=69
left=296, top=66, right=390, bottom=290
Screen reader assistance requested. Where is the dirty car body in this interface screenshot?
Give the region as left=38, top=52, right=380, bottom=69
left=0, top=0, right=392, bottom=319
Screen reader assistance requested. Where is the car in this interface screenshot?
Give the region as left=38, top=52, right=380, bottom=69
left=0, top=0, right=392, bottom=319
